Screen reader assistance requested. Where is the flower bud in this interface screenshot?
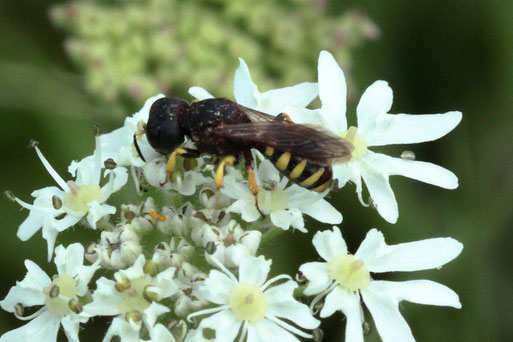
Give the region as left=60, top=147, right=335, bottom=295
left=312, top=328, right=324, bottom=342
left=68, top=298, right=83, bottom=314
left=3, top=190, right=16, bottom=202
left=52, top=195, right=62, bottom=209
left=400, top=150, right=416, bottom=161
left=115, top=278, right=131, bottom=292
left=144, top=260, right=158, bottom=277
left=143, top=285, right=159, bottom=303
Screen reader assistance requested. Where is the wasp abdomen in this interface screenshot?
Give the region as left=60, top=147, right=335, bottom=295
left=262, top=146, right=332, bottom=192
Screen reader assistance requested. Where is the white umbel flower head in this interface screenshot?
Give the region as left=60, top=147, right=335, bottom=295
left=84, top=255, right=178, bottom=342
left=186, top=256, right=319, bottom=342
left=0, top=243, right=99, bottom=342
left=221, top=160, right=342, bottom=231
left=189, top=58, right=318, bottom=115
left=299, top=227, right=463, bottom=342
left=287, top=51, right=462, bottom=223
left=14, top=138, right=128, bottom=260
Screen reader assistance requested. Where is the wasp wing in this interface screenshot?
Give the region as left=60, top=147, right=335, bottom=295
left=213, top=121, right=354, bottom=162
left=233, top=103, right=276, bottom=123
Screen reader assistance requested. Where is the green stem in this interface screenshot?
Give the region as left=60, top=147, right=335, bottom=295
left=260, top=227, right=285, bottom=246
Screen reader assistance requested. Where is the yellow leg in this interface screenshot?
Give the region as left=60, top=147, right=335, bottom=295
left=166, top=148, right=187, bottom=175
left=247, top=167, right=259, bottom=196
left=215, top=156, right=236, bottom=190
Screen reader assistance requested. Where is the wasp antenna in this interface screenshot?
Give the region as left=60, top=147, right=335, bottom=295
left=133, top=132, right=146, bottom=162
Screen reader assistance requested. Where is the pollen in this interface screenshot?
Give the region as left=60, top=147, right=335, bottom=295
left=340, top=126, right=368, bottom=160
left=328, top=254, right=370, bottom=292
left=63, top=182, right=102, bottom=213
left=228, top=282, right=268, bottom=323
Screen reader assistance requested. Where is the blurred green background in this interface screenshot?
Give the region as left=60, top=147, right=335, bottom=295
left=1, top=0, right=512, bottom=341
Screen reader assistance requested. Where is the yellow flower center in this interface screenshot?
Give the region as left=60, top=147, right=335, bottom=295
left=228, top=282, right=268, bottom=323
left=44, top=274, right=78, bottom=317
left=63, top=182, right=102, bottom=213
left=328, top=254, right=370, bottom=292
left=257, top=187, right=289, bottom=214
left=118, top=276, right=152, bottom=315
left=340, top=126, right=368, bottom=160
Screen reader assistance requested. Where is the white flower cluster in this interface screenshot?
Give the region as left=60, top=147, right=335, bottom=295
left=2, top=51, right=463, bottom=342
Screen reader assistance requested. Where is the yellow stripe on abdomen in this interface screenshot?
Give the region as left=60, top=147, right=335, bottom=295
left=299, top=168, right=325, bottom=187
left=289, top=159, right=307, bottom=179
left=276, top=152, right=291, bottom=171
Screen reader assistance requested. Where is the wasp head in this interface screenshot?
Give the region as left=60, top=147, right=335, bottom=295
left=146, top=97, right=189, bottom=155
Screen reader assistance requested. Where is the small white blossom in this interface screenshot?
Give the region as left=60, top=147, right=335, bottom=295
left=84, top=255, right=178, bottom=342
left=221, top=160, right=342, bottom=231
left=186, top=256, right=319, bottom=342
left=0, top=243, right=99, bottom=342
left=15, top=139, right=127, bottom=260
left=287, top=51, right=462, bottom=223
left=189, top=58, right=318, bottom=115
left=143, top=154, right=209, bottom=196
left=85, top=226, right=142, bottom=269
left=152, top=239, right=195, bottom=271
left=173, top=263, right=208, bottom=318
left=300, top=227, right=462, bottom=342
left=191, top=220, right=262, bottom=268
left=120, top=197, right=159, bottom=236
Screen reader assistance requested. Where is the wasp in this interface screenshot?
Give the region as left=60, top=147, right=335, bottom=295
left=134, top=97, right=353, bottom=196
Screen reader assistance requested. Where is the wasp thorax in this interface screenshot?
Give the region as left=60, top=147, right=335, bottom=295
left=146, top=97, right=189, bottom=155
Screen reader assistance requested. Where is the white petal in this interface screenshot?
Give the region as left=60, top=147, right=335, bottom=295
left=86, top=202, right=116, bottom=229
left=270, top=210, right=293, bottom=230
left=355, top=229, right=463, bottom=273
left=198, top=270, right=233, bottom=305
left=189, top=86, right=215, bottom=101
left=239, top=256, right=271, bottom=287
left=312, top=226, right=347, bottom=262
left=17, top=210, right=45, bottom=241
left=54, top=243, right=84, bottom=277
left=261, top=82, right=318, bottom=115
left=149, top=323, right=176, bottom=342
left=360, top=158, right=398, bottom=223
left=256, top=160, right=281, bottom=184
left=339, top=290, right=364, bottom=342
left=226, top=199, right=261, bottom=223
left=23, top=260, right=51, bottom=288
left=61, top=314, right=86, bottom=342
left=299, top=262, right=331, bottom=296
left=143, top=302, right=170, bottom=329
left=366, top=153, right=458, bottom=189
left=248, top=319, right=301, bottom=342
left=356, top=80, right=393, bottom=136
left=299, top=198, right=342, bottom=224
left=83, top=278, right=120, bottom=316
left=153, top=268, right=179, bottom=299
left=102, top=316, right=139, bottom=342
left=0, top=311, right=61, bottom=342
left=264, top=280, right=319, bottom=329
left=365, top=111, right=462, bottom=146
left=195, top=309, right=241, bottom=342
left=368, top=280, right=461, bottom=309
left=332, top=162, right=362, bottom=191
left=284, top=107, right=325, bottom=126
left=361, top=285, right=415, bottom=342
left=320, top=286, right=353, bottom=318
left=234, top=58, right=258, bottom=108
left=318, top=50, right=347, bottom=132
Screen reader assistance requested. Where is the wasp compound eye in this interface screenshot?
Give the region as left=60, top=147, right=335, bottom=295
left=146, top=97, right=189, bottom=155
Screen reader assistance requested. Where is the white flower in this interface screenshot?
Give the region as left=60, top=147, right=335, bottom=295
left=299, top=227, right=463, bottom=342
left=96, top=94, right=165, bottom=168
left=173, top=263, right=208, bottom=318
left=287, top=51, right=462, bottom=223
left=14, top=139, right=127, bottom=260
left=143, top=154, right=209, bottom=196
left=0, top=243, right=99, bottom=342
left=189, top=58, right=318, bottom=115
left=84, top=255, right=178, bottom=342
left=221, top=160, right=342, bottom=231
left=191, top=219, right=262, bottom=268
left=186, top=256, right=319, bottom=342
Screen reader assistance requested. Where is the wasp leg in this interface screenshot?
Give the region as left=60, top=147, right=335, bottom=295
left=215, top=155, right=236, bottom=190
left=275, top=113, right=293, bottom=122
left=244, top=152, right=264, bottom=217
left=159, top=147, right=187, bottom=186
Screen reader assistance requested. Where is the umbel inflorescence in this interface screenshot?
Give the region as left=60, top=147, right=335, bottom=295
left=1, top=51, right=463, bottom=342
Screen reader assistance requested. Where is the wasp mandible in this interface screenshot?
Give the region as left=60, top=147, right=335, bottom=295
left=134, top=97, right=354, bottom=197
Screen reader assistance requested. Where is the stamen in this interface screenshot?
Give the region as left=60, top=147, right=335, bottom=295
left=209, top=256, right=238, bottom=284
left=92, top=134, right=103, bottom=186
left=266, top=314, right=313, bottom=339
left=33, top=145, right=69, bottom=192
left=186, top=305, right=229, bottom=323
left=14, top=306, right=45, bottom=321
left=261, top=274, right=292, bottom=291
left=3, top=190, right=16, bottom=202
left=309, top=282, right=337, bottom=314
